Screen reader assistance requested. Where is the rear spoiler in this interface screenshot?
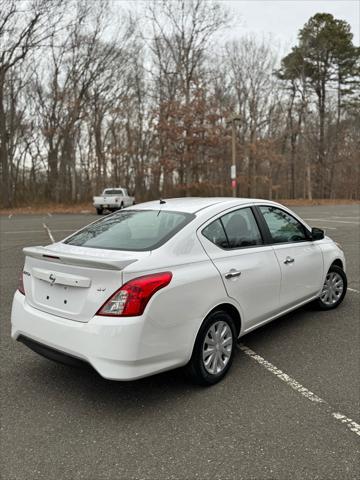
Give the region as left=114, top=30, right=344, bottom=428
left=23, top=246, right=138, bottom=271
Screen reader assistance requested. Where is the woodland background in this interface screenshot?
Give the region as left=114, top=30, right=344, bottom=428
left=0, top=0, right=359, bottom=208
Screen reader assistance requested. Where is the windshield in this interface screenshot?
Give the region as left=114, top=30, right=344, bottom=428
left=64, top=210, right=194, bottom=251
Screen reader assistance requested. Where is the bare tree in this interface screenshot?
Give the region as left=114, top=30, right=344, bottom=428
left=147, top=0, right=229, bottom=194
left=0, top=0, right=64, bottom=207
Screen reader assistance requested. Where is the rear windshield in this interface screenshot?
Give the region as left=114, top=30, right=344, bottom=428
left=64, top=209, right=194, bottom=251
left=103, top=189, right=123, bottom=195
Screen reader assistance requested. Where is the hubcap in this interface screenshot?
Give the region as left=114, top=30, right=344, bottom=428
left=320, top=272, right=344, bottom=306
left=202, top=321, right=233, bottom=375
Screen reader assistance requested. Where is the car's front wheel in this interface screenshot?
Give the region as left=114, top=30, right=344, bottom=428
left=316, top=265, right=347, bottom=310
left=187, top=310, right=236, bottom=386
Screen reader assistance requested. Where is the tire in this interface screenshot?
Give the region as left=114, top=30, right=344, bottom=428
left=186, top=310, right=236, bottom=386
left=315, top=264, right=347, bottom=310
left=96, top=208, right=103, bottom=215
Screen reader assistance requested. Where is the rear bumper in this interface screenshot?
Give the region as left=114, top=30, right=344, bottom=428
left=17, top=335, right=89, bottom=368
left=11, top=291, right=188, bottom=380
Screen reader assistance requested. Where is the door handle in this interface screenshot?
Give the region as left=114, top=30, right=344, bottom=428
left=284, top=256, right=295, bottom=264
left=225, top=269, right=242, bottom=279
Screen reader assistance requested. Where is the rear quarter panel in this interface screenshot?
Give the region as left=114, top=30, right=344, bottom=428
left=121, top=229, right=239, bottom=363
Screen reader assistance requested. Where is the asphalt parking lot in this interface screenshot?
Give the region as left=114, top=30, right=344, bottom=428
left=0, top=204, right=359, bottom=480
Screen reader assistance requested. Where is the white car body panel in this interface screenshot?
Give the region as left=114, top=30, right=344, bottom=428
left=271, top=242, right=324, bottom=308
left=199, top=237, right=281, bottom=328
left=11, top=197, right=346, bottom=380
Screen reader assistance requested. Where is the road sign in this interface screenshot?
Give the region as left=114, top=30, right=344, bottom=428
left=230, top=164, right=236, bottom=180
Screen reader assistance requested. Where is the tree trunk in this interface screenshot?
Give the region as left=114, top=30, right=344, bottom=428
left=318, top=81, right=326, bottom=197
left=0, top=73, right=11, bottom=207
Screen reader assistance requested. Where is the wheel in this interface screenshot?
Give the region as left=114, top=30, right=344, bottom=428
left=186, top=310, right=236, bottom=386
left=315, top=265, right=347, bottom=310
left=96, top=208, right=103, bottom=215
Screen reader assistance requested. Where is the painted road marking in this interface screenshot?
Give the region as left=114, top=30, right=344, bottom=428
left=42, top=223, right=55, bottom=243
left=238, top=344, right=360, bottom=437
left=305, top=218, right=359, bottom=224
left=348, top=287, right=360, bottom=294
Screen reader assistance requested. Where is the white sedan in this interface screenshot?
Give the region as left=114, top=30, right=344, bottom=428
left=11, top=198, right=347, bottom=385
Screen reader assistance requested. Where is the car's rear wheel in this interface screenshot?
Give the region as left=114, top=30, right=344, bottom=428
left=96, top=208, right=103, bottom=215
left=187, top=310, right=236, bottom=386
left=316, top=265, right=347, bottom=310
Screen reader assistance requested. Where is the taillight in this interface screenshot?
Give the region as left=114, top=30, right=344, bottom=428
left=97, top=272, right=172, bottom=317
left=18, top=271, right=25, bottom=295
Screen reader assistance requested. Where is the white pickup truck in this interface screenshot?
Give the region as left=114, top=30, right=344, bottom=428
left=93, top=188, right=135, bottom=214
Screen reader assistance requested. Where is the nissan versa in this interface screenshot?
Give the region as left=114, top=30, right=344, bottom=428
left=11, top=198, right=347, bottom=385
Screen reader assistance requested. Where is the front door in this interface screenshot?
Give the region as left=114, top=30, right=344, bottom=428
left=258, top=205, right=323, bottom=309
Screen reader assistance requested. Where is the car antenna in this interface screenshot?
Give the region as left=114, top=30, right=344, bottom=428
left=157, top=198, right=166, bottom=216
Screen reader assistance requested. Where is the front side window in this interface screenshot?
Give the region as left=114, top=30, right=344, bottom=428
left=64, top=210, right=194, bottom=251
left=202, top=207, right=262, bottom=249
left=259, top=206, right=308, bottom=243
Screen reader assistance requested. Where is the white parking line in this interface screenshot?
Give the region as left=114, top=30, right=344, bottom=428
left=348, top=287, right=360, bottom=294
left=42, top=223, right=55, bottom=243
left=238, top=344, right=360, bottom=437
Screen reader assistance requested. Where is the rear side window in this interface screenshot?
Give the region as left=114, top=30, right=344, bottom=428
left=259, top=206, right=308, bottom=243
left=222, top=208, right=262, bottom=248
left=202, top=207, right=263, bottom=249
left=202, top=219, right=228, bottom=248
left=64, top=210, right=194, bottom=251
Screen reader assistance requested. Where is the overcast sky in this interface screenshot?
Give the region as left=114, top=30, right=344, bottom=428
left=221, top=0, right=359, bottom=49
left=118, top=0, right=359, bottom=51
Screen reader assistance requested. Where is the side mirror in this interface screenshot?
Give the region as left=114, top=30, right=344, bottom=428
left=311, top=227, right=324, bottom=241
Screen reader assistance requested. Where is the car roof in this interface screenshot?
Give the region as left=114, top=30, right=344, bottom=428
left=127, top=197, right=270, bottom=214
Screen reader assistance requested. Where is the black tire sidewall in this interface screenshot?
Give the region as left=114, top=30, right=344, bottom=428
left=188, top=311, right=237, bottom=386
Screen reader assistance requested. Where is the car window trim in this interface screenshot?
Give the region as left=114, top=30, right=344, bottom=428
left=254, top=204, right=312, bottom=246
left=201, top=205, right=266, bottom=251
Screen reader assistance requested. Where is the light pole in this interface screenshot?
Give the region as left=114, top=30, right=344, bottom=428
left=226, top=114, right=241, bottom=197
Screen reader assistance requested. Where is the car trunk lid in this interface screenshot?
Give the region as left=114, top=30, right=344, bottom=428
left=23, top=244, right=150, bottom=322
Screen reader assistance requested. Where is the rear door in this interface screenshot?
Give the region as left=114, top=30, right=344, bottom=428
left=198, top=206, right=281, bottom=330
left=257, top=205, right=323, bottom=309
